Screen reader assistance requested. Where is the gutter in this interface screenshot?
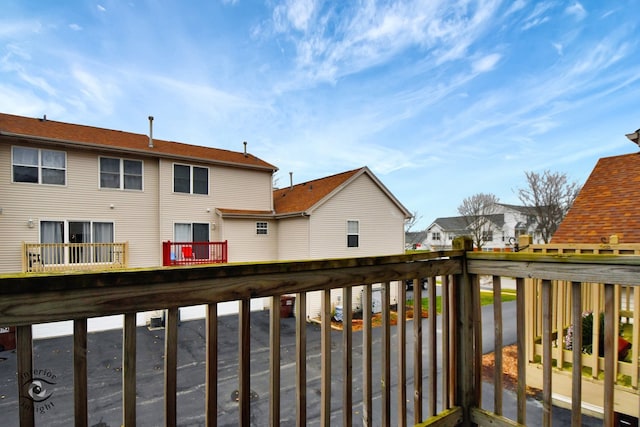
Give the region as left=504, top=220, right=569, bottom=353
left=0, top=131, right=278, bottom=173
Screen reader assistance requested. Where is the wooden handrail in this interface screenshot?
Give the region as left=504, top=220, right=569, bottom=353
left=3, top=244, right=640, bottom=426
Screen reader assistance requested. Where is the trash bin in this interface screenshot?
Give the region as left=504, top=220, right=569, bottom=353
left=334, top=305, right=343, bottom=322
left=0, top=326, right=16, bottom=352
left=280, top=295, right=295, bottom=318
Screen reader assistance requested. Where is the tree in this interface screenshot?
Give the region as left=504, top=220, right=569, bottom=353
left=517, top=170, right=581, bottom=243
left=404, top=210, right=422, bottom=232
left=457, top=193, right=500, bottom=250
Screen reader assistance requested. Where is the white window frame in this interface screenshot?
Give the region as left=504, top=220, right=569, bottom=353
left=173, top=163, right=209, bottom=195
left=12, top=146, right=66, bottom=185
left=347, top=220, right=359, bottom=248
left=99, top=157, right=143, bottom=190
left=256, top=221, right=268, bottom=235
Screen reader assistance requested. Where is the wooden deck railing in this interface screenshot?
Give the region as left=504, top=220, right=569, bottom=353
left=2, top=236, right=640, bottom=426
left=523, top=241, right=640, bottom=420
left=22, top=242, right=128, bottom=273
left=161, top=240, right=228, bottom=266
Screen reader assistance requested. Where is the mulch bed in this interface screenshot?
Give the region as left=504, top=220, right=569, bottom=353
left=482, top=344, right=540, bottom=397
left=328, top=307, right=429, bottom=331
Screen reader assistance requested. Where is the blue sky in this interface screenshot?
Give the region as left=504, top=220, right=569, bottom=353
left=2, top=1, right=639, bottom=229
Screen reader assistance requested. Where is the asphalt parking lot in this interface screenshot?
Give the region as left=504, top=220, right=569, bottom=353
left=0, top=305, right=600, bottom=426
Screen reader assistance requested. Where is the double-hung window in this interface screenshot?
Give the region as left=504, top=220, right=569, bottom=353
left=174, top=164, right=208, bottom=195
left=100, top=157, right=143, bottom=190
left=12, top=146, right=66, bottom=185
left=347, top=220, right=359, bottom=248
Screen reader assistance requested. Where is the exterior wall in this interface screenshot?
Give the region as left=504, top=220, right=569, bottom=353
left=276, top=216, right=310, bottom=261
left=219, top=218, right=278, bottom=262
left=157, top=160, right=273, bottom=244
left=425, top=224, right=449, bottom=250
left=0, top=141, right=160, bottom=272
left=304, top=174, right=405, bottom=318
left=308, top=174, right=406, bottom=259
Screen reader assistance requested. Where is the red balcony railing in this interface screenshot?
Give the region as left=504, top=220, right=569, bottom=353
left=162, top=240, right=228, bottom=266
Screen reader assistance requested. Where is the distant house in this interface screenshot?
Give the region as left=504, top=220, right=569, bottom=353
left=405, top=230, right=429, bottom=250
left=552, top=152, right=640, bottom=244
left=424, top=203, right=542, bottom=251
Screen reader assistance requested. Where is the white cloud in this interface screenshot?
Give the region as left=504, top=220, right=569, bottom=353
left=97, top=5, right=106, bottom=13
left=0, top=20, right=43, bottom=38
left=273, top=0, right=317, bottom=32
left=69, top=23, right=82, bottom=31
left=71, top=67, right=120, bottom=113
left=566, top=2, right=587, bottom=20
left=553, top=42, right=563, bottom=55
left=521, top=2, right=553, bottom=30
left=472, top=53, right=501, bottom=73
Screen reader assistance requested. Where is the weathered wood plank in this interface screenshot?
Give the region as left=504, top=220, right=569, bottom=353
left=320, top=289, right=331, bottom=427
left=270, top=295, right=280, bottom=426
left=428, top=276, right=437, bottom=418
left=381, top=282, right=391, bottom=426
left=17, top=325, right=34, bottom=427
left=73, top=318, right=88, bottom=427
left=205, top=304, right=217, bottom=427
left=414, top=278, right=423, bottom=423
left=165, top=307, right=178, bottom=427
left=295, top=292, right=307, bottom=426
left=441, top=275, right=452, bottom=410
left=541, top=280, right=552, bottom=427
left=122, top=312, right=136, bottom=427
left=604, top=283, right=615, bottom=427
left=342, top=287, right=352, bottom=427
left=415, top=406, right=463, bottom=427
left=470, top=407, right=525, bottom=427
left=472, top=274, right=482, bottom=407
left=0, top=257, right=462, bottom=327
left=468, top=257, right=640, bottom=286
left=397, top=280, right=407, bottom=426
left=492, top=276, right=503, bottom=416
left=515, top=278, right=526, bottom=425
left=238, top=299, right=251, bottom=426
left=362, top=284, right=373, bottom=427
left=570, top=282, right=582, bottom=427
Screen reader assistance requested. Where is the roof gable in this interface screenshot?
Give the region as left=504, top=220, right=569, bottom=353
left=273, top=166, right=411, bottom=218
left=553, top=152, right=640, bottom=243
left=0, top=112, right=277, bottom=171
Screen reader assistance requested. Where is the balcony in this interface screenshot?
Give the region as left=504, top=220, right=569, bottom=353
left=1, top=236, right=638, bottom=426
left=22, top=242, right=128, bottom=273
left=162, top=240, right=228, bottom=266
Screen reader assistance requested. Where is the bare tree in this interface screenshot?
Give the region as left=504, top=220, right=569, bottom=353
left=457, top=193, right=500, bottom=249
left=404, top=210, right=422, bottom=232
left=517, top=170, right=581, bottom=243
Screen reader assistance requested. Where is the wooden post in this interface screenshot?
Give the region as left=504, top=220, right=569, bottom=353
left=452, top=236, right=474, bottom=426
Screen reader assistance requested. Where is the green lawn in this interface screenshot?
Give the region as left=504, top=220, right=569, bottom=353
left=407, top=289, right=517, bottom=313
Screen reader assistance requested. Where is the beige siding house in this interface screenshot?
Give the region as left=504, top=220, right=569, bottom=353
left=1, top=112, right=410, bottom=322
left=273, top=168, right=412, bottom=318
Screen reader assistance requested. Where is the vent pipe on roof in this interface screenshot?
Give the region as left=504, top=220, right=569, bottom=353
left=148, top=116, right=154, bottom=148
left=243, top=141, right=248, bottom=157
left=289, top=172, right=293, bottom=190
left=626, top=128, right=640, bottom=147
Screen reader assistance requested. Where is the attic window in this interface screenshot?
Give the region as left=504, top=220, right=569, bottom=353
left=256, top=222, right=268, bottom=235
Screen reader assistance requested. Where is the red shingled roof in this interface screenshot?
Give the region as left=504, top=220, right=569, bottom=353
left=274, top=168, right=363, bottom=214
left=552, top=152, right=640, bottom=243
left=0, top=112, right=277, bottom=171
